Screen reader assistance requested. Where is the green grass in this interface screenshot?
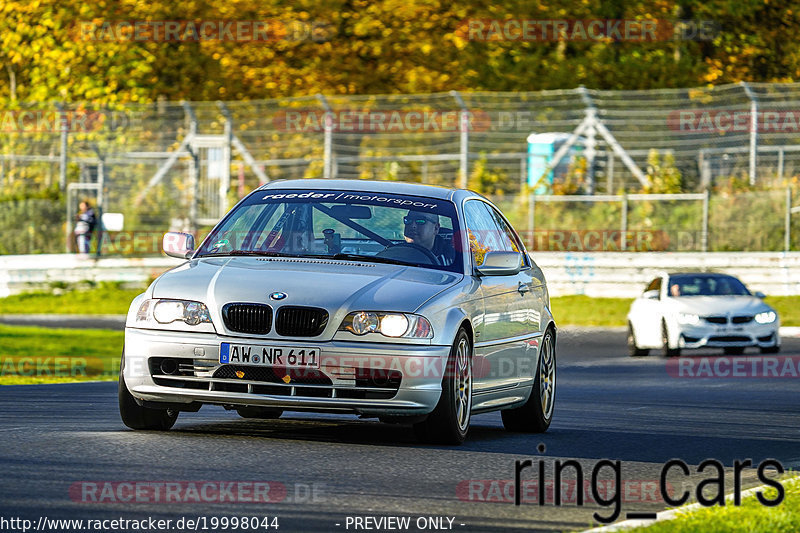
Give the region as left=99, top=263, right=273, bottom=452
left=764, top=297, right=800, bottom=327
left=633, top=476, right=800, bottom=532
left=551, top=295, right=634, bottom=327
left=0, top=283, right=797, bottom=328
left=0, top=282, right=143, bottom=315
left=0, top=324, right=123, bottom=385
left=550, top=295, right=800, bottom=327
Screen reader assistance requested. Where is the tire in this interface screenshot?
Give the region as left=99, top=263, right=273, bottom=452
left=414, top=328, right=472, bottom=444
left=502, top=327, right=556, bottom=433
left=236, top=407, right=284, bottom=419
left=723, top=347, right=746, bottom=355
left=662, top=321, right=681, bottom=357
left=119, top=350, right=178, bottom=431
left=760, top=345, right=780, bottom=354
left=627, top=322, right=650, bottom=357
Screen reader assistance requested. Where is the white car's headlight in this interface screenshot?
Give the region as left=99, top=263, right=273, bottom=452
left=755, top=311, right=777, bottom=324
left=340, top=311, right=433, bottom=339
left=135, top=299, right=213, bottom=328
left=677, top=313, right=700, bottom=325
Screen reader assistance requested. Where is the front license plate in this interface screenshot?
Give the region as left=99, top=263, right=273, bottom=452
left=220, top=343, right=319, bottom=369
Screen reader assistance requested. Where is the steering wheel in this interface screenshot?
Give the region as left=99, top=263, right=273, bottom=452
left=376, top=242, right=440, bottom=265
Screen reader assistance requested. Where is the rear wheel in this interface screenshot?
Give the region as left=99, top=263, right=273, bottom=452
left=724, top=347, right=746, bottom=355
left=502, top=327, right=555, bottom=433
left=119, top=351, right=178, bottom=431
left=236, top=407, right=283, bottom=419
left=627, top=323, right=649, bottom=357
left=414, top=328, right=472, bottom=444
left=662, top=321, right=681, bottom=357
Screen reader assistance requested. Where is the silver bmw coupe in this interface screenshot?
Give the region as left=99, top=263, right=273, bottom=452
left=120, top=179, right=556, bottom=444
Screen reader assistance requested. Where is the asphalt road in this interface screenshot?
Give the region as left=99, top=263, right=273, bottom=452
left=1, top=330, right=800, bottom=532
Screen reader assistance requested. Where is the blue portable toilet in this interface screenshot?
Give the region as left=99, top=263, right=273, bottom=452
left=527, top=132, right=583, bottom=194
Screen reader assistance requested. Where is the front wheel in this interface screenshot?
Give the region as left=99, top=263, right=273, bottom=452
left=662, top=321, right=681, bottom=357
left=502, top=327, right=556, bottom=433
left=627, top=323, right=650, bottom=357
left=119, top=351, right=178, bottom=431
left=414, top=329, right=472, bottom=444
left=760, top=345, right=780, bottom=354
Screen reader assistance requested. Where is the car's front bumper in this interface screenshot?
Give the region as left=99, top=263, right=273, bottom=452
left=123, top=328, right=451, bottom=416
left=675, top=322, right=780, bottom=349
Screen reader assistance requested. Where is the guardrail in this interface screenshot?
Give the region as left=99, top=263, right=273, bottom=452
left=534, top=251, right=800, bottom=297
left=1, top=252, right=798, bottom=298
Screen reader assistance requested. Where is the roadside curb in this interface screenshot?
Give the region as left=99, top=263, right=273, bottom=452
left=781, top=326, right=800, bottom=338
left=579, top=476, right=796, bottom=532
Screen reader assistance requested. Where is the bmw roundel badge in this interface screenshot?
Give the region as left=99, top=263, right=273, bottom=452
left=270, top=292, right=288, bottom=300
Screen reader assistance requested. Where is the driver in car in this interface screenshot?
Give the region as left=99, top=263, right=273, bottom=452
left=403, top=210, right=455, bottom=265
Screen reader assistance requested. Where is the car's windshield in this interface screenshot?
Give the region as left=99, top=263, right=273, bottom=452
left=195, top=188, right=462, bottom=273
left=667, top=274, right=751, bottom=297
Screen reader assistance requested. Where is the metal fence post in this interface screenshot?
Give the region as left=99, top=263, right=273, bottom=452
left=528, top=192, right=535, bottom=250
left=741, top=82, right=758, bottom=186
left=56, top=102, right=68, bottom=191
left=182, top=102, right=199, bottom=230
left=786, top=187, right=792, bottom=252
left=316, top=94, right=333, bottom=179
left=701, top=188, right=710, bottom=252
left=221, top=105, right=233, bottom=215
left=451, top=90, right=469, bottom=189
left=621, top=193, right=628, bottom=250
left=578, top=86, right=597, bottom=194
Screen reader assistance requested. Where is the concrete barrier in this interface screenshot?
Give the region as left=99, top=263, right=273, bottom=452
left=1, top=252, right=798, bottom=298
left=0, top=254, right=179, bottom=297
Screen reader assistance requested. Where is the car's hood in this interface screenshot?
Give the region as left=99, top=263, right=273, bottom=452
left=153, top=257, right=462, bottom=335
left=669, top=295, right=772, bottom=316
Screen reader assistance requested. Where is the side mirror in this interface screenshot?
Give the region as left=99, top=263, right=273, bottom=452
left=476, top=251, right=522, bottom=276
left=643, top=289, right=659, bottom=300
left=755, top=291, right=766, bottom=299
left=163, top=232, right=195, bottom=259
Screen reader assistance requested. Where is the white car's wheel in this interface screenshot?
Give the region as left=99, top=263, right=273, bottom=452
left=414, top=328, right=472, bottom=444
left=501, top=327, right=555, bottom=433
left=662, top=321, right=681, bottom=357
left=627, top=322, right=649, bottom=357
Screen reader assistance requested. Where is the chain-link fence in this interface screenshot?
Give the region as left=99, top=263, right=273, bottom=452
left=2, top=82, right=800, bottom=255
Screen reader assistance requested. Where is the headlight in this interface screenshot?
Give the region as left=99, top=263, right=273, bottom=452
left=755, top=311, right=777, bottom=324
left=677, top=313, right=700, bottom=325
left=135, top=299, right=213, bottom=327
left=340, top=312, right=433, bottom=339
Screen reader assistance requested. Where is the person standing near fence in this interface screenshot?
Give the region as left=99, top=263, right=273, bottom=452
left=74, top=200, right=96, bottom=256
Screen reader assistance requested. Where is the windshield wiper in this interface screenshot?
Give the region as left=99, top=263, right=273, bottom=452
left=197, top=250, right=295, bottom=258
left=304, top=253, right=415, bottom=266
